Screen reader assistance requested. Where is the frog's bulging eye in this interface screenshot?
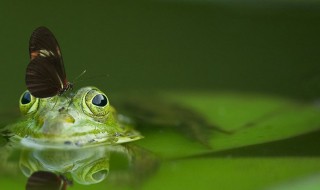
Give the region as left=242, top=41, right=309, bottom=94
left=82, top=89, right=110, bottom=118
left=19, top=90, right=39, bottom=115
left=92, top=94, right=108, bottom=107
left=21, top=91, right=31, bottom=104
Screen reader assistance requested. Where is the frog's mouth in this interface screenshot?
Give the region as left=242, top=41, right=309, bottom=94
left=18, top=133, right=119, bottom=149
left=18, top=132, right=142, bottom=149
left=24, top=113, right=118, bottom=148
left=14, top=113, right=142, bottom=149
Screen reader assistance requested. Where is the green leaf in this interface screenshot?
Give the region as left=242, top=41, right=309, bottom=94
left=134, top=92, right=320, bottom=159
left=127, top=92, right=320, bottom=189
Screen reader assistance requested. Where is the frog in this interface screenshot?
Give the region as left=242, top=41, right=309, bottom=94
left=1, top=87, right=157, bottom=188
left=8, top=86, right=143, bottom=148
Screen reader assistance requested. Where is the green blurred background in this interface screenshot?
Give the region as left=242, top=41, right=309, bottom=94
left=1, top=1, right=320, bottom=189
left=1, top=0, right=320, bottom=110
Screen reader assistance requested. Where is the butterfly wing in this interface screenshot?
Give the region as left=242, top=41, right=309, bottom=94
left=29, top=26, right=65, bottom=78
left=26, top=27, right=67, bottom=98
left=26, top=56, right=64, bottom=98
left=26, top=171, right=68, bottom=190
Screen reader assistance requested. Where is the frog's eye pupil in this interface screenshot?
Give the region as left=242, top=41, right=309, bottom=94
left=92, top=94, right=108, bottom=107
left=21, top=92, right=31, bottom=104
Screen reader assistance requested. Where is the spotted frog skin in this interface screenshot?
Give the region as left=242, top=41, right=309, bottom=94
left=9, top=86, right=142, bottom=148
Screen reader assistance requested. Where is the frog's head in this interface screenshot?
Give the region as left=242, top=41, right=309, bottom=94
left=12, top=86, right=141, bottom=147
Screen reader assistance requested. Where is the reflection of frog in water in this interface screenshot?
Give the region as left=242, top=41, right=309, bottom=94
left=20, top=143, right=155, bottom=187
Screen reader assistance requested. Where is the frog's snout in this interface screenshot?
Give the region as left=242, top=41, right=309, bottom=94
left=40, top=113, right=76, bottom=135
left=57, top=107, right=75, bottom=123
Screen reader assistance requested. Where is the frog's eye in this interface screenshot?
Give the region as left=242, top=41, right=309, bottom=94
left=21, top=91, right=31, bottom=104
left=19, top=90, right=39, bottom=115
left=92, top=94, right=108, bottom=107
left=82, top=89, right=110, bottom=117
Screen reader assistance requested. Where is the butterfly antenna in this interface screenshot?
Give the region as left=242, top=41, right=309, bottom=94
left=72, top=70, right=87, bottom=85
left=76, top=73, right=110, bottom=83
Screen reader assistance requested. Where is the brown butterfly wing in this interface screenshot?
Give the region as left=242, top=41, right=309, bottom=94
left=26, top=171, right=68, bottom=190
left=26, top=56, right=64, bottom=98
left=29, top=26, right=66, bottom=79
left=26, top=26, right=68, bottom=98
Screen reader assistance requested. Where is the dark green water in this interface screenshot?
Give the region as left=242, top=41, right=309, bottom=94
left=1, top=1, right=320, bottom=190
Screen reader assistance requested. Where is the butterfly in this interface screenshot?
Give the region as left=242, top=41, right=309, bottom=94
left=26, top=26, right=73, bottom=98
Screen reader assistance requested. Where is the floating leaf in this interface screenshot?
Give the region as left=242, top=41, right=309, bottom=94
left=130, top=92, right=320, bottom=159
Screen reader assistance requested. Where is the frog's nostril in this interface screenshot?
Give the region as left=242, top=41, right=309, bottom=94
left=64, top=114, right=75, bottom=123
left=58, top=107, right=65, bottom=112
